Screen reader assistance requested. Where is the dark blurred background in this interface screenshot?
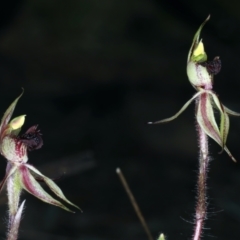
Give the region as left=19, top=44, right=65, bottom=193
left=0, top=0, right=240, bottom=239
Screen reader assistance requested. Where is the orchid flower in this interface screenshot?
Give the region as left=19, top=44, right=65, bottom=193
left=0, top=92, right=80, bottom=217
left=149, top=15, right=240, bottom=162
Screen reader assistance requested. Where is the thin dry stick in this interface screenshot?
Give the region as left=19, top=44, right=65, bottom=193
left=116, top=168, right=154, bottom=240
left=193, top=120, right=209, bottom=240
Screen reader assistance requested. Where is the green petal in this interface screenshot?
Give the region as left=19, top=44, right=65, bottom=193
left=196, top=92, right=221, bottom=144
left=221, top=112, right=230, bottom=147
left=197, top=92, right=236, bottom=162
left=148, top=91, right=202, bottom=124
left=19, top=165, right=75, bottom=212
left=211, top=93, right=237, bottom=161
left=0, top=164, right=18, bottom=195
left=0, top=91, right=24, bottom=140
left=7, top=167, right=23, bottom=215
left=223, top=105, right=240, bottom=116
left=211, top=93, right=229, bottom=147
left=26, top=164, right=81, bottom=211
left=187, top=15, right=210, bottom=63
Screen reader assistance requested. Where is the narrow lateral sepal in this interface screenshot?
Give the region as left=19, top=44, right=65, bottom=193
left=26, top=164, right=81, bottom=212
left=19, top=165, right=75, bottom=212
left=148, top=92, right=202, bottom=124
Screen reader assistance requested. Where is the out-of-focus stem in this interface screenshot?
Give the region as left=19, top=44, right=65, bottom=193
left=193, top=108, right=209, bottom=240
left=116, top=168, right=154, bottom=240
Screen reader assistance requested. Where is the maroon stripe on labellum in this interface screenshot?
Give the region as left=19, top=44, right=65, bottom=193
left=20, top=165, right=34, bottom=192
left=14, top=139, right=26, bottom=159
left=20, top=165, right=66, bottom=208
left=199, top=93, right=221, bottom=143
left=20, top=165, right=41, bottom=195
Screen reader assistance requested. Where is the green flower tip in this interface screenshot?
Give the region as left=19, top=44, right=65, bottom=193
left=0, top=91, right=24, bottom=140
left=158, top=233, right=166, bottom=240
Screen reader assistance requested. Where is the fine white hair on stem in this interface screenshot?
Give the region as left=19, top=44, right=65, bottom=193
left=7, top=200, right=25, bottom=240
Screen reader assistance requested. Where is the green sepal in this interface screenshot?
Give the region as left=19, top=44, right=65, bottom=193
left=0, top=91, right=24, bottom=140
left=187, top=15, right=210, bottom=63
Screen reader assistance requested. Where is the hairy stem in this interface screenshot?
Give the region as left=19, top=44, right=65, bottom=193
left=6, top=163, right=23, bottom=240
left=7, top=201, right=25, bottom=240
left=193, top=122, right=209, bottom=240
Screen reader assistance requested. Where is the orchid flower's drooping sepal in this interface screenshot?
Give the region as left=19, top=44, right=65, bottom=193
left=21, top=164, right=81, bottom=212
left=148, top=91, right=202, bottom=124
left=19, top=165, right=72, bottom=212
left=196, top=92, right=237, bottom=162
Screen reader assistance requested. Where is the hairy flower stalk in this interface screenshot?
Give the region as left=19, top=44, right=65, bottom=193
left=0, top=92, right=80, bottom=240
left=194, top=124, right=209, bottom=240
left=149, top=16, right=240, bottom=239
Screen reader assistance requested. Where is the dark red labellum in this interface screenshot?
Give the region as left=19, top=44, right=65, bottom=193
left=200, top=57, right=221, bottom=75
left=19, top=125, right=43, bottom=151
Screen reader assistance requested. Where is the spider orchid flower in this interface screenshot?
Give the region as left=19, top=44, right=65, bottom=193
left=0, top=92, right=80, bottom=215
left=149, top=15, right=240, bottom=162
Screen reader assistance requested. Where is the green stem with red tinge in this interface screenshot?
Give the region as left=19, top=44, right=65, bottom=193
left=193, top=97, right=209, bottom=240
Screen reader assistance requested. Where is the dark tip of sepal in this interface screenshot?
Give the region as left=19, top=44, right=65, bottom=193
left=147, top=121, right=161, bottom=125
left=218, top=148, right=224, bottom=155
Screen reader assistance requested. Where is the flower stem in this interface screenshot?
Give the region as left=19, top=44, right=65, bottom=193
left=6, top=163, right=23, bottom=240
left=7, top=201, right=25, bottom=240
left=193, top=120, right=209, bottom=240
